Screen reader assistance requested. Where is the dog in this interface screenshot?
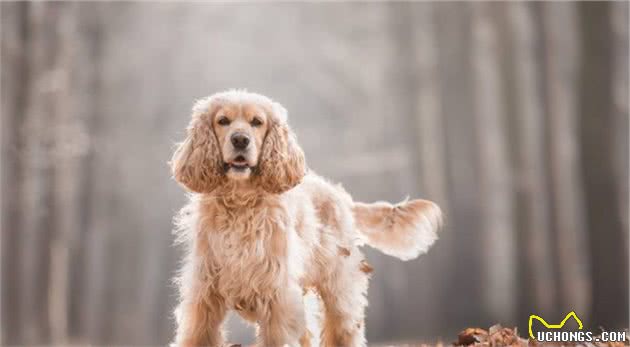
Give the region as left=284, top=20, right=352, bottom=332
left=170, top=90, right=442, bottom=347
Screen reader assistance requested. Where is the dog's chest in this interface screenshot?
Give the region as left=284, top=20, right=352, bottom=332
left=206, top=229, right=272, bottom=276
left=202, top=209, right=288, bottom=312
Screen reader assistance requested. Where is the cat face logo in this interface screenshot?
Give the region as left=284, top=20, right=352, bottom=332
left=528, top=311, right=583, bottom=340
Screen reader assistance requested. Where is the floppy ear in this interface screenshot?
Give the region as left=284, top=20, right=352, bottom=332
left=170, top=115, right=224, bottom=193
left=256, top=114, right=306, bottom=194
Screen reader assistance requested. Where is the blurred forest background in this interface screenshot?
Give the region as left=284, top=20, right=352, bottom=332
left=1, top=1, right=628, bottom=346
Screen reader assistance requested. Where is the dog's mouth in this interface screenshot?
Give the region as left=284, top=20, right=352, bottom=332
left=225, top=155, right=251, bottom=172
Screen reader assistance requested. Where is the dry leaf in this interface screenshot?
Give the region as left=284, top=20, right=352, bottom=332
left=457, top=328, right=489, bottom=345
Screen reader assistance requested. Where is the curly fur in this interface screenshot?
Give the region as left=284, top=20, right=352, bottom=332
left=171, top=113, right=225, bottom=193
left=254, top=119, right=306, bottom=194
left=170, top=90, right=443, bottom=347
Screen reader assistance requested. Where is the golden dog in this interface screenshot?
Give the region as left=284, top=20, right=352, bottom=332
left=170, top=90, right=442, bottom=347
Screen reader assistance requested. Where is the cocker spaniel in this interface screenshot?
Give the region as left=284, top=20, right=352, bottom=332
left=170, top=90, right=443, bottom=347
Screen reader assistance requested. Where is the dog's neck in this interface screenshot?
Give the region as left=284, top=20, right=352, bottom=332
left=209, top=179, right=270, bottom=209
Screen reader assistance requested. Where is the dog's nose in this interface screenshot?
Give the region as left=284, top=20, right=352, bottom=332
left=231, top=133, right=250, bottom=150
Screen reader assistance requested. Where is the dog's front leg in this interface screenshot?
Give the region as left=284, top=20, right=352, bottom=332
left=173, top=295, right=226, bottom=347
left=174, top=289, right=227, bottom=347
left=258, top=285, right=306, bottom=347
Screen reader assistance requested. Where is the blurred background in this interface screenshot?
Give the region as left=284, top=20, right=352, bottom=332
left=1, top=1, right=628, bottom=346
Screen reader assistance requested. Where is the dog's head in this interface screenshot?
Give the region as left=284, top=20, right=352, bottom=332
left=170, top=90, right=305, bottom=194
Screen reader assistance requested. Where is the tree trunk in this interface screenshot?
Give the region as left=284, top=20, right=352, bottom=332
left=0, top=2, right=30, bottom=344
left=506, top=1, right=557, bottom=323
left=578, top=1, right=629, bottom=329
left=411, top=2, right=452, bottom=336
left=470, top=2, right=516, bottom=324
left=541, top=2, right=590, bottom=316
left=434, top=2, right=485, bottom=330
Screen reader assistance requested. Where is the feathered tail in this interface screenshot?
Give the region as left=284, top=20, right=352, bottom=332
left=353, top=199, right=443, bottom=261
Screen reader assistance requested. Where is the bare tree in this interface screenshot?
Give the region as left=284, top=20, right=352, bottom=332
left=578, top=1, right=629, bottom=329
left=506, top=1, right=557, bottom=321
left=541, top=2, right=590, bottom=316
left=1, top=2, right=30, bottom=344
left=470, top=2, right=516, bottom=324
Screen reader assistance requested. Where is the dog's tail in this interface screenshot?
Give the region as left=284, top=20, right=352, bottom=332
left=353, top=199, right=443, bottom=261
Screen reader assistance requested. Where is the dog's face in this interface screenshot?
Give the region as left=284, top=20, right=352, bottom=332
left=170, top=91, right=306, bottom=194
left=213, top=103, right=269, bottom=180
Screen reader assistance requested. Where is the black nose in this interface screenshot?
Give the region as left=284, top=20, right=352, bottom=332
left=230, top=133, right=250, bottom=150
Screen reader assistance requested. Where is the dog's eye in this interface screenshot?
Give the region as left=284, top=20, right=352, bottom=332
left=251, top=117, right=263, bottom=127
left=217, top=117, right=231, bottom=126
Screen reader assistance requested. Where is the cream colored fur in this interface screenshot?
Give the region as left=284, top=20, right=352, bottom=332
left=170, top=90, right=443, bottom=347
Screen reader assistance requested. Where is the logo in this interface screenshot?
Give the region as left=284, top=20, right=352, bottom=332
left=528, top=311, right=583, bottom=340
left=528, top=311, right=626, bottom=343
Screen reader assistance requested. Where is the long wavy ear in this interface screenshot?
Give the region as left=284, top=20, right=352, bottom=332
left=170, top=114, right=224, bottom=193
left=256, top=105, right=306, bottom=194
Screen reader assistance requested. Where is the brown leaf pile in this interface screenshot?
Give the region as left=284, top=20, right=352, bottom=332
left=232, top=324, right=629, bottom=347
left=454, top=325, right=528, bottom=347
left=451, top=324, right=628, bottom=347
